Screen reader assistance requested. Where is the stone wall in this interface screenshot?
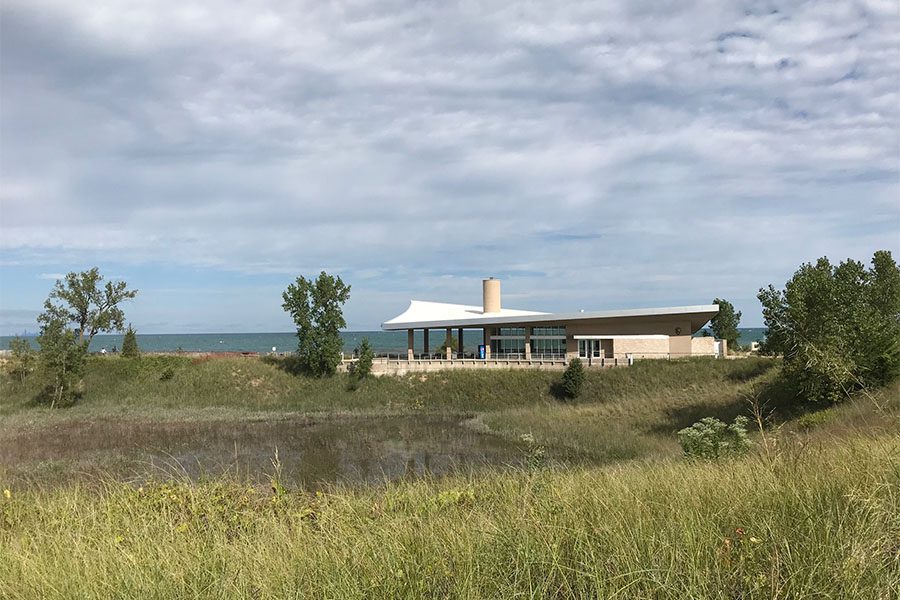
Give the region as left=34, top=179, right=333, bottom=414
left=690, top=336, right=718, bottom=357
left=611, top=337, right=669, bottom=359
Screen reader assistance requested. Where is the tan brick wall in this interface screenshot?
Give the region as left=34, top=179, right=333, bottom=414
left=669, top=335, right=692, bottom=358
left=612, top=337, right=669, bottom=359
left=691, top=337, right=717, bottom=356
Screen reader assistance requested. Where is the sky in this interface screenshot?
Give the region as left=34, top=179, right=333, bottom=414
left=1, top=0, right=898, bottom=334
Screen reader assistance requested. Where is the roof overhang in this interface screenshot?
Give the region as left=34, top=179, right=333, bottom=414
left=383, top=301, right=719, bottom=334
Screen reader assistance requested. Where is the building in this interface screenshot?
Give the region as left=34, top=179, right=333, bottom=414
left=382, top=278, right=724, bottom=365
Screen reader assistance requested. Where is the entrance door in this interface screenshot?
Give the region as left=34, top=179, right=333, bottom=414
left=578, top=339, right=602, bottom=364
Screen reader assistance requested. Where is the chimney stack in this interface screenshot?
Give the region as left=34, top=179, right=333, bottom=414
left=483, top=278, right=501, bottom=313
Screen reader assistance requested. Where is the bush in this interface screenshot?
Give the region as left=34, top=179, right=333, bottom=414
left=433, top=334, right=459, bottom=355
left=36, top=318, right=87, bottom=408
left=796, top=410, right=834, bottom=431
left=678, top=416, right=752, bottom=460
left=354, top=337, right=375, bottom=380
left=560, top=358, right=585, bottom=399
left=6, top=336, right=36, bottom=383
left=121, top=324, right=140, bottom=358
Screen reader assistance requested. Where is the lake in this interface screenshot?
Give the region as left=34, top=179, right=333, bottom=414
left=0, top=328, right=769, bottom=354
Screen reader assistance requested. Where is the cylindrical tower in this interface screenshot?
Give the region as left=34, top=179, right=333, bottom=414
left=483, top=278, right=501, bottom=313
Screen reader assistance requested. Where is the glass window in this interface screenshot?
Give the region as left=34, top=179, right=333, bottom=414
left=498, top=327, right=525, bottom=337
left=533, top=326, right=566, bottom=337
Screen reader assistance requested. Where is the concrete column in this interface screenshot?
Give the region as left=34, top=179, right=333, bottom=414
left=458, top=328, right=464, bottom=358
left=423, top=329, right=430, bottom=358
left=524, top=326, right=531, bottom=360
left=445, top=327, right=453, bottom=360
left=483, top=327, right=491, bottom=359
left=407, top=329, right=414, bottom=361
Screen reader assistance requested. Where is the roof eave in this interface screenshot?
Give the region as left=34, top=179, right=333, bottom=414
left=382, top=304, right=719, bottom=332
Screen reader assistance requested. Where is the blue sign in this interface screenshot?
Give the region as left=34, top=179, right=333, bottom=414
left=478, top=344, right=486, bottom=359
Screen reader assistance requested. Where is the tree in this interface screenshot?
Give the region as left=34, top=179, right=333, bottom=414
left=37, top=268, right=138, bottom=346
left=36, top=317, right=86, bottom=408
left=353, top=337, right=375, bottom=380
left=560, top=357, right=586, bottom=399
left=282, top=271, right=351, bottom=377
left=6, top=336, right=36, bottom=383
left=758, top=250, right=900, bottom=403
left=121, top=323, right=140, bottom=358
left=434, top=333, right=459, bottom=355
left=710, top=298, right=741, bottom=351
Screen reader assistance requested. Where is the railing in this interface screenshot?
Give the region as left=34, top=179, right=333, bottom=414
left=368, top=352, right=569, bottom=365
left=334, top=350, right=719, bottom=365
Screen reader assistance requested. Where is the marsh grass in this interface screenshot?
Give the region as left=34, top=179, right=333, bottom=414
left=6, top=355, right=895, bottom=465
left=0, top=357, right=781, bottom=466
left=1, top=355, right=777, bottom=420
left=1, top=435, right=897, bottom=599
left=2, top=356, right=899, bottom=597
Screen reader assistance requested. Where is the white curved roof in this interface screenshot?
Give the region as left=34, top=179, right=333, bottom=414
left=382, top=300, right=548, bottom=330
left=382, top=300, right=719, bottom=332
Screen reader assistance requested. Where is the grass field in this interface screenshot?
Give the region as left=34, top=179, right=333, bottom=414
left=2, top=435, right=897, bottom=599
left=1, top=355, right=785, bottom=459
left=2, top=356, right=898, bottom=598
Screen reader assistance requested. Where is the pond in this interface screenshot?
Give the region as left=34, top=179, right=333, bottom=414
left=0, top=416, right=532, bottom=488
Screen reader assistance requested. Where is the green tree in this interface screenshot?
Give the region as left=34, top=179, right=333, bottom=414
left=6, top=336, right=36, bottom=383
left=758, top=250, right=900, bottom=403
left=121, top=323, right=140, bottom=358
left=434, top=333, right=459, bottom=355
left=710, top=298, right=741, bottom=351
left=560, top=357, right=586, bottom=399
left=282, top=271, right=351, bottom=377
left=38, top=268, right=138, bottom=346
left=36, top=317, right=86, bottom=408
left=353, top=337, right=375, bottom=380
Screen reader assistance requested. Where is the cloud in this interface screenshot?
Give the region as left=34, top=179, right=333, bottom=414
left=0, top=0, right=898, bottom=330
left=37, top=273, right=65, bottom=280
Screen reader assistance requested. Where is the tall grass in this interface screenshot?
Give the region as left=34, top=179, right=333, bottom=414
left=0, top=355, right=777, bottom=418
left=2, top=435, right=897, bottom=599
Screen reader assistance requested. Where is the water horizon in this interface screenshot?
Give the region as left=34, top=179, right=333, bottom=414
left=2, top=328, right=769, bottom=355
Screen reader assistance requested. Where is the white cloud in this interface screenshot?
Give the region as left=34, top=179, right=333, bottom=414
left=0, top=0, right=898, bottom=328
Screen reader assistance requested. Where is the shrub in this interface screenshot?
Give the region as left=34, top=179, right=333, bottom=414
left=36, top=318, right=87, bottom=408
left=433, top=334, right=459, bottom=355
left=121, top=324, right=140, bottom=358
left=354, top=337, right=375, bottom=379
left=560, top=358, right=585, bottom=399
left=6, top=336, right=36, bottom=383
left=159, top=367, right=175, bottom=382
left=796, top=410, right=834, bottom=431
left=678, top=416, right=752, bottom=460
left=519, top=433, right=547, bottom=470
